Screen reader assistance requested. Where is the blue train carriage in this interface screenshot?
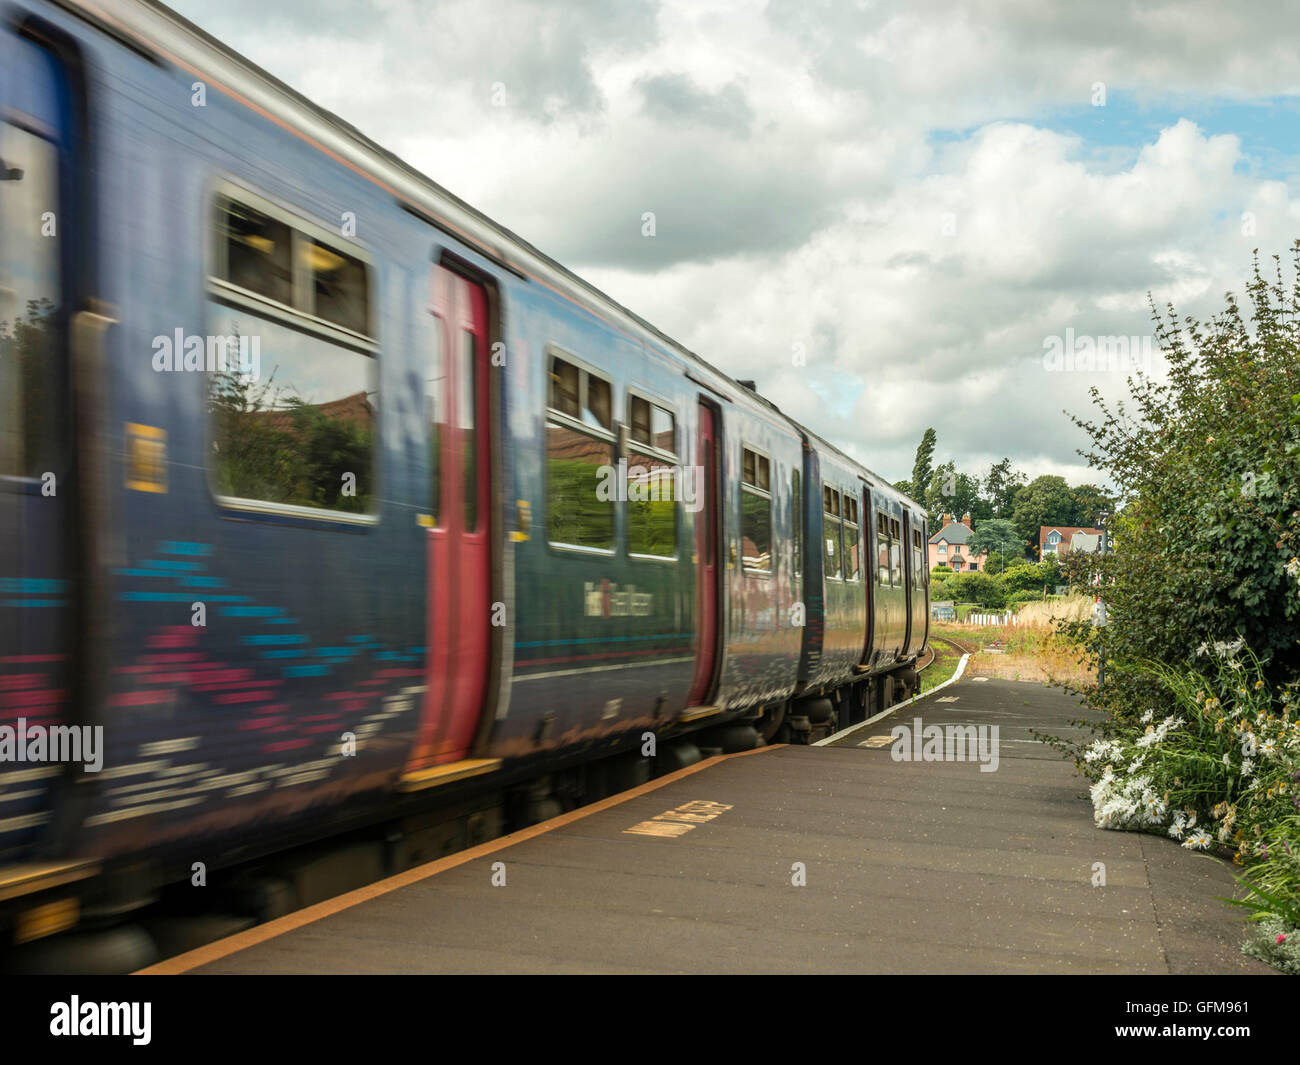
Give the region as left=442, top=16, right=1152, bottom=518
left=786, top=430, right=930, bottom=736
left=0, top=0, right=930, bottom=961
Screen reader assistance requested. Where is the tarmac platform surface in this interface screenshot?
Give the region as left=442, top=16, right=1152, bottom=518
left=145, top=677, right=1273, bottom=974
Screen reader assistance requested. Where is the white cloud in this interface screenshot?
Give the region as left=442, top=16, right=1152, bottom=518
left=167, top=0, right=1300, bottom=489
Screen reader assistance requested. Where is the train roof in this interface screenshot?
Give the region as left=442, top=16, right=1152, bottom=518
left=78, top=0, right=923, bottom=513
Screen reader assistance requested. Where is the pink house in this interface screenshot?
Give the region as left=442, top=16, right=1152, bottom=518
left=928, top=513, right=989, bottom=572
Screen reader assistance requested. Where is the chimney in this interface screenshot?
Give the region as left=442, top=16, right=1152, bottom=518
left=961, top=512, right=971, bottom=528
left=941, top=513, right=951, bottom=528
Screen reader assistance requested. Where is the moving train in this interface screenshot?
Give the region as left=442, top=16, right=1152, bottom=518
left=0, top=0, right=929, bottom=966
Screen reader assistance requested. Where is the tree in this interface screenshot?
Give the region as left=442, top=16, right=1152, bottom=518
left=984, top=457, right=1027, bottom=518
left=910, top=428, right=936, bottom=505
left=1063, top=246, right=1300, bottom=708
left=925, top=462, right=981, bottom=526
left=1011, top=474, right=1075, bottom=554
left=968, top=517, right=1023, bottom=569
left=1067, top=483, right=1117, bottom=527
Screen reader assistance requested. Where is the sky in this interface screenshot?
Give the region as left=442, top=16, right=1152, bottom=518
left=167, top=0, right=1300, bottom=490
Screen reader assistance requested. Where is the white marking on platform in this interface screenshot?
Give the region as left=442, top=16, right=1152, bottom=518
left=814, top=653, right=971, bottom=746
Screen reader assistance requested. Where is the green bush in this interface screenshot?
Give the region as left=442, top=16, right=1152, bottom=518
left=943, top=571, right=1007, bottom=609
left=1055, top=247, right=1300, bottom=971
left=1008, top=589, right=1044, bottom=607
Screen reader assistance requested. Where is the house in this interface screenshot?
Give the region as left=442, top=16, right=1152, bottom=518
left=928, top=512, right=989, bottom=572
left=1039, top=526, right=1103, bottom=557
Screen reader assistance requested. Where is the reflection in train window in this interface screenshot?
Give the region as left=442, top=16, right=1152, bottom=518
left=876, top=512, right=890, bottom=584
left=627, top=394, right=677, bottom=558
left=207, top=191, right=376, bottom=519
left=741, top=446, right=771, bottom=572
left=791, top=470, right=802, bottom=578
left=216, top=196, right=293, bottom=306
left=823, top=485, right=841, bottom=580
left=546, top=353, right=614, bottom=550
left=0, top=122, right=61, bottom=478
left=844, top=495, right=860, bottom=581
left=206, top=307, right=377, bottom=514
left=306, top=238, right=369, bottom=335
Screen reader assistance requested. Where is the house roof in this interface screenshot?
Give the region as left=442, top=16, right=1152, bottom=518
left=1039, top=525, right=1102, bottom=549
left=1068, top=532, right=1102, bottom=553
left=929, top=521, right=973, bottom=546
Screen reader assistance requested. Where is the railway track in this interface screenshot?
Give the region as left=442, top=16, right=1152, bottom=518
left=917, top=633, right=969, bottom=673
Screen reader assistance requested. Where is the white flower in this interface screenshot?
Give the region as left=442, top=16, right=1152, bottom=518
left=1241, top=757, right=1256, bottom=779
left=1183, top=829, right=1212, bottom=850
left=1286, top=557, right=1300, bottom=578
left=1140, top=709, right=1154, bottom=724
left=1084, top=740, right=1122, bottom=764
left=1260, top=739, right=1278, bottom=758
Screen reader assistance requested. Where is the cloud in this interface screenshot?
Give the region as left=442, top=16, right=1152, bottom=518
left=166, top=0, right=1300, bottom=487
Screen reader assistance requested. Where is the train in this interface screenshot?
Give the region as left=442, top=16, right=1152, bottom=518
left=0, top=0, right=929, bottom=967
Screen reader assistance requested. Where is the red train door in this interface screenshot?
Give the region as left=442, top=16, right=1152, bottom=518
left=861, top=485, right=875, bottom=664
left=408, top=264, right=492, bottom=771
left=687, top=400, right=721, bottom=705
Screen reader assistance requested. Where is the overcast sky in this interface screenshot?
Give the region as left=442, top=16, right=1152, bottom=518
left=169, top=0, right=1300, bottom=489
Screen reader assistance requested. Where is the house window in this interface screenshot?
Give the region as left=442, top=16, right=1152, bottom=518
left=741, top=446, right=771, bottom=571
left=546, top=353, right=614, bottom=550
left=938, top=543, right=947, bottom=556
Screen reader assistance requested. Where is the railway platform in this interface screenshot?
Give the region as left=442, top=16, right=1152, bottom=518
left=139, top=677, right=1272, bottom=975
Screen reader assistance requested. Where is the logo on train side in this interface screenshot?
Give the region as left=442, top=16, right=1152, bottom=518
left=584, top=579, right=653, bottom=618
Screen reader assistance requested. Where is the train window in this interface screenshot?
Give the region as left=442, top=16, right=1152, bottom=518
left=791, top=470, right=802, bottom=578
left=0, top=122, right=62, bottom=479
left=306, top=238, right=369, bottom=336
left=630, top=395, right=652, bottom=445
left=584, top=373, right=612, bottom=432
left=549, top=357, right=580, bottom=418
left=876, top=512, right=890, bottom=584
left=207, top=190, right=377, bottom=520
left=216, top=196, right=293, bottom=306
left=425, top=316, right=446, bottom=523
left=652, top=405, right=675, bottom=453
left=823, top=486, right=841, bottom=580
left=546, top=353, right=614, bottom=550
left=890, top=518, right=903, bottom=587
left=741, top=446, right=771, bottom=572
left=627, top=394, right=678, bottom=558
left=844, top=496, right=860, bottom=581
left=460, top=331, right=478, bottom=531
left=913, top=528, right=924, bottom=585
